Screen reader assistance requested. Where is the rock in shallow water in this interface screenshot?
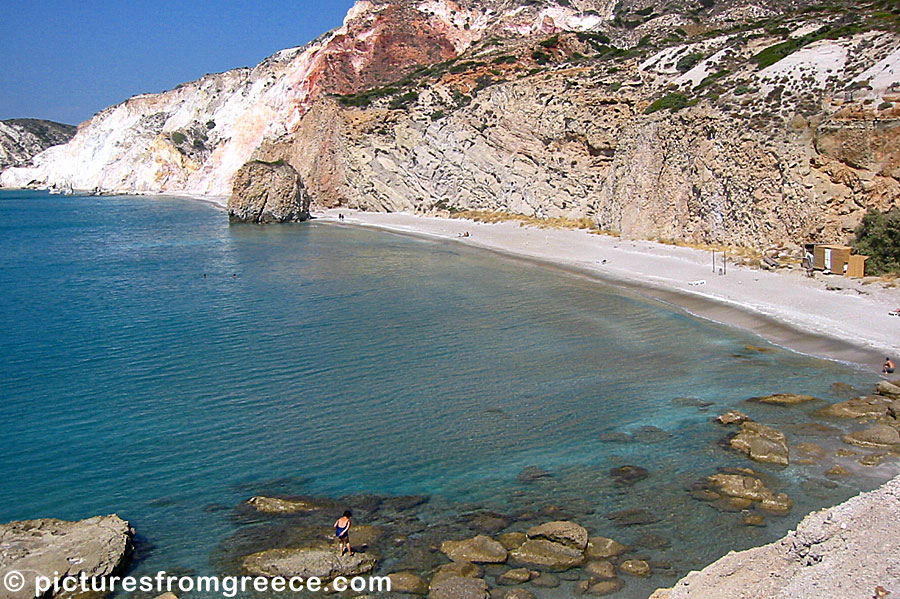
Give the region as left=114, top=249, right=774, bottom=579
left=0, top=515, right=134, bottom=599
left=748, top=393, right=818, bottom=405
left=428, top=576, right=490, bottom=599
left=441, top=535, right=508, bottom=563
left=526, top=521, right=588, bottom=550
left=842, top=425, right=900, bottom=449
left=610, top=465, right=650, bottom=485
left=388, top=571, right=429, bottom=595
left=510, top=539, right=585, bottom=570
left=729, top=421, right=790, bottom=465
left=585, top=536, right=628, bottom=559
left=242, top=547, right=376, bottom=580
left=227, top=160, right=310, bottom=223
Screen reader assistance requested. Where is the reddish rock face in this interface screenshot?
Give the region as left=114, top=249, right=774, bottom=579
left=319, top=5, right=459, bottom=95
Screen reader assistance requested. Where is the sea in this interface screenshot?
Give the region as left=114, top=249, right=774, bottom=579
left=0, top=190, right=894, bottom=598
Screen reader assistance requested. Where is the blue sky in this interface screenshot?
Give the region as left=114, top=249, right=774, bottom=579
left=0, top=0, right=356, bottom=125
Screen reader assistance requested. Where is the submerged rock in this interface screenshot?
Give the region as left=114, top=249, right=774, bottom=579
left=388, top=571, right=429, bottom=595
left=748, top=393, right=818, bottom=406
left=583, top=579, right=624, bottom=595
left=605, top=508, right=660, bottom=526
left=730, top=421, right=790, bottom=465
left=609, top=465, right=650, bottom=485
left=246, top=495, right=333, bottom=514
left=441, top=535, right=508, bottom=564
left=517, top=466, right=552, bottom=482
left=228, top=160, right=310, bottom=223
left=432, top=561, right=483, bottom=584
left=496, top=567, right=531, bottom=584
left=0, top=515, right=134, bottom=599
left=428, top=576, right=490, bottom=599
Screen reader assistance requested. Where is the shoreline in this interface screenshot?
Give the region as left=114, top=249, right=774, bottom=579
left=313, top=208, right=899, bottom=369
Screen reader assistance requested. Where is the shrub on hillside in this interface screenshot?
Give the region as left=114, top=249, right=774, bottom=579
left=853, top=208, right=900, bottom=275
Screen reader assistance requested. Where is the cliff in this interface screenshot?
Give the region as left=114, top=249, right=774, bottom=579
left=650, top=473, right=900, bottom=599
left=0, top=119, right=76, bottom=170
left=2, top=0, right=899, bottom=249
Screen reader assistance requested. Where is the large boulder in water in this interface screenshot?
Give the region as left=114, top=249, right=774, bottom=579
left=440, top=535, right=508, bottom=563
left=730, top=422, right=790, bottom=465
left=526, top=521, right=588, bottom=550
left=509, top=539, right=585, bottom=570
left=228, top=160, right=310, bottom=223
left=242, top=547, right=377, bottom=580
left=842, top=425, right=900, bottom=449
left=0, top=515, right=133, bottom=599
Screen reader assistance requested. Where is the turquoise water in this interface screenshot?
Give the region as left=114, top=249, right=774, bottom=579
left=0, top=190, right=891, bottom=597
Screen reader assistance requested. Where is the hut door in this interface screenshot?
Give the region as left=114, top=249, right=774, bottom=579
left=824, top=248, right=833, bottom=272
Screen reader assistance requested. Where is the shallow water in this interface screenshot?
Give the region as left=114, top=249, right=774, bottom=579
left=0, top=190, right=893, bottom=598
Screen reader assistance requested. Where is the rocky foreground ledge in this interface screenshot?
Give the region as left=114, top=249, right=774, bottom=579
left=651, top=474, right=900, bottom=599
left=0, top=515, right=133, bottom=599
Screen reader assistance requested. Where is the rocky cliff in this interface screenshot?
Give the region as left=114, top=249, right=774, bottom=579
left=2, top=0, right=899, bottom=249
left=650, top=473, right=900, bottom=599
left=0, top=119, right=76, bottom=170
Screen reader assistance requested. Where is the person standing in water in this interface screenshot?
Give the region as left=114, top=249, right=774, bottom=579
left=334, top=510, right=352, bottom=556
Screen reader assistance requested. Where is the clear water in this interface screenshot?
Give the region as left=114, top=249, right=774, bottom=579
left=0, top=190, right=892, bottom=597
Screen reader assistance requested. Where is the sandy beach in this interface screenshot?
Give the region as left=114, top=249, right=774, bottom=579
left=312, top=208, right=900, bottom=368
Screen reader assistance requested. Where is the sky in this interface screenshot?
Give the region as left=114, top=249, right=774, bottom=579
left=0, top=0, right=356, bottom=125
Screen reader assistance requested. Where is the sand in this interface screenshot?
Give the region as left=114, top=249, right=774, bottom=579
left=314, top=208, right=900, bottom=368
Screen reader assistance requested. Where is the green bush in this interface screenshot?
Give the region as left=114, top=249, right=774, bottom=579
left=644, top=92, right=689, bottom=113
left=539, top=35, right=560, bottom=48
left=879, top=101, right=893, bottom=110
left=171, top=131, right=187, bottom=144
left=492, top=55, right=518, bottom=64
left=676, top=52, right=704, bottom=72
left=388, top=91, right=419, bottom=110
left=853, top=208, right=900, bottom=275
left=532, top=50, right=552, bottom=64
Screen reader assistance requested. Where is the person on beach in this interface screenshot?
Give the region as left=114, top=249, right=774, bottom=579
left=334, top=510, right=353, bottom=556
left=884, top=357, right=895, bottom=374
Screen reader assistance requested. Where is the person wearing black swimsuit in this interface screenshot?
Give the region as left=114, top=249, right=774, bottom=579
left=334, top=510, right=353, bottom=556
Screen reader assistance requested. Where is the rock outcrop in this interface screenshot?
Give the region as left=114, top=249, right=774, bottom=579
left=0, top=515, right=134, bottom=599
left=652, top=474, right=900, bottom=599
left=242, top=546, right=377, bottom=580
left=227, top=160, right=310, bottom=223
left=729, top=422, right=790, bottom=465
left=0, top=119, right=76, bottom=170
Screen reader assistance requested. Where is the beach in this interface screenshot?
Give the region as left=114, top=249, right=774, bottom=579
left=313, top=208, right=900, bottom=368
